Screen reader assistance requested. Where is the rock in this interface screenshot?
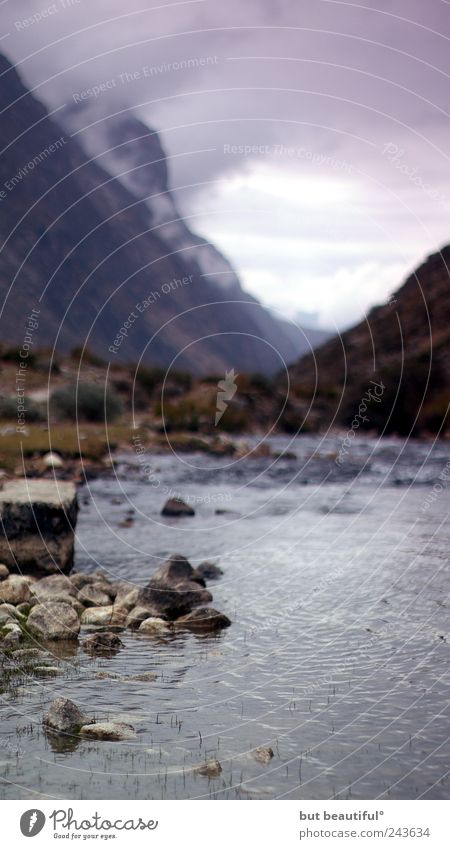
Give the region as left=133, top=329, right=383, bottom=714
left=42, top=452, right=64, bottom=469
left=152, top=553, right=195, bottom=584
left=173, top=582, right=213, bottom=606
left=126, top=671, right=157, bottom=682
left=174, top=608, right=231, bottom=633
left=43, top=698, right=91, bottom=733
left=126, top=606, right=166, bottom=629
left=69, top=572, right=95, bottom=590
left=0, top=563, right=9, bottom=580
left=80, top=722, right=137, bottom=741
left=0, top=480, right=78, bottom=575
left=28, top=601, right=80, bottom=640
left=161, top=498, right=195, bottom=517
left=196, top=561, right=223, bottom=580
left=80, top=606, right=126, bottom=629
left=252, top=746, right=274, bottom=764
left=0, top=575, right=31, bottom=605
left=0, top=603, right=20, bottom=625
left=137, top=581, right=193, bottom=621
left=34, top=665, right=60, bottom=676
left=16, top=602, right=32, bottom=616
left=113, top=585, right=140, bottom=611
left=138, top=617, right=171, bottom=635
left=32, top=574, right=78, bottom=602
left=1, top=624, right=23, bottom=648
left=193, top=758, right=222, bottom=778
left=82, top=632, right=123, bottom=653
left=78, top=584, right=112, bottom=607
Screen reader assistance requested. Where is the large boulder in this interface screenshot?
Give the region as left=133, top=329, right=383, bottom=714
left=161, top=498, right=195, bottom=517
left=43, top=698, right=91, bottom=733
left=0, top=480, right=78, bottom=575
left=174, top=607, right=231, bottom=632
left=0, top=575, right=31, bottom=605
left=28, top=601, right=80, bottom=640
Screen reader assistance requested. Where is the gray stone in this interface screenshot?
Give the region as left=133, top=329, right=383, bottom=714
left=0, top=480, right=78, bottom=575
left=137, top=581, right=193, bottom=621
left=0, top=563, right=9, bottom=580
left=0, top=576, right=31, bottom=605
left=252, top=746, right=274, bottom=764
left=161, top=498, right=195, bottom=517
left=80, top=606, right=126, bottom=629
left=196, top=561, right=223, bottom=580
left=78, top=584, right=112, bottom=607
left=43, top=697, right=90, bottom=733
left=28, top=601, right=80, bottom=640
left=82, top=632, right=123, bottom=653
left=32, top=574, right=78, bottom=602
left=126, top=606, right=166, bottom=630
left=80, top=721, right=137, bottom=741
left=193, top=759, right=222, bottom=777
left=174, top=607, right=231, bottom=632
left=138, top=617, right=171, bottom=635
left=152, top=553, right=195, bottom=584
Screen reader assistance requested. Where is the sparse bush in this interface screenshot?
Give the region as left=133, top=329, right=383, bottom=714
left=51, top=383, right=122, bottom=422
left=0, top=396, right=44, bottom=421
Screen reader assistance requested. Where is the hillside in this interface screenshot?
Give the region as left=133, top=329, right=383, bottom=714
left=288, top=246, right=450, bottom=436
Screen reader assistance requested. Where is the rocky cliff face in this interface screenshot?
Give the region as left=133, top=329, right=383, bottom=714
left=289, top=246, right=450, bottom=435
left=0, top=54, right=322, bottom=374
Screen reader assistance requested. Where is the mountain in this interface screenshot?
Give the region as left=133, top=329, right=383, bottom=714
left=0, top=53, right=320, bottom=374
left=288, top=246, right=450, bottom=435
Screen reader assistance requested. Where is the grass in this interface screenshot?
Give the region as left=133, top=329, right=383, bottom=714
left=0, top=424, right=137, bottom=471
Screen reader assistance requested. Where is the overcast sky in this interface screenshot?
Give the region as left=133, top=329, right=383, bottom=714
left=2, top=0, right=450, bottom=329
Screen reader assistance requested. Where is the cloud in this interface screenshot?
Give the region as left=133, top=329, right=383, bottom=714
left=2, top=0, right=450, bottom=327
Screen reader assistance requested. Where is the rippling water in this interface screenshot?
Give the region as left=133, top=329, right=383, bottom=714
left=1, top=435, right=450, bottom=799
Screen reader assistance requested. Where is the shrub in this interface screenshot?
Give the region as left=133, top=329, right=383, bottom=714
left=51, top=383, right=122, bottom=422
left=0, top=396, right=44, bottom=422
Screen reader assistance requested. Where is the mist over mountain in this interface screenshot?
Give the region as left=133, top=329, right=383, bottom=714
left=0, top=53, right=328, bottom=374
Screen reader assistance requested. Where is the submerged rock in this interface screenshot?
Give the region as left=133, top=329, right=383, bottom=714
left=193, top=758, right=222, bottom=778
left=28, top=601, right=80, bottom=640
left=161, top=497, right=195, bottom=517
left=43, top=697, right=91, bottom=733
left=0, top=479, right=78, bottom=575
left=252, top=746, right=274, bottom=764
left=82, top=632, right=123, bottom=653
left=174, top=607, right=231, bottom=632
left=80, top=721, right=137, bottom=741
left=0, top=576, right=31, bottom=605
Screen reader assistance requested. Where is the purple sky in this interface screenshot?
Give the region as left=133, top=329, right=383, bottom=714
left=2, top=0, right=450, bottom=329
